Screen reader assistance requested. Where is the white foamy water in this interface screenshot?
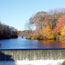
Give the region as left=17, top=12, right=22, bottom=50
left=0, top=60, right=65, bottom=65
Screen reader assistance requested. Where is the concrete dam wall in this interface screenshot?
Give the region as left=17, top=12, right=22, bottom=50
left=0, top=50, right=65, bottom=61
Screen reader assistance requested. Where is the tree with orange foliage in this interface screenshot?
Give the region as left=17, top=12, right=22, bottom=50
left=54, top=16, right=65, bottom=34
left=60, top=26, right=65, bottom=40
left=42, top=25, right=55, bottom=40
left=54, top=16, right=65, bottom=40
left=60, top=26, right=65, bottom=36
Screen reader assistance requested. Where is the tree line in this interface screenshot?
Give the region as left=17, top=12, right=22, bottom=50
left=27, top=8, right=65, bottom=41
left=0, top=22, right=18, bottom=39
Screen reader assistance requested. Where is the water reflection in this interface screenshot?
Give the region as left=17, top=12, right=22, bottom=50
left=0, top=51, right=16, bottom=65
left=59, top=41, right=65, bottom=48
left=39, top=40, right=65, bottom=48
left=0, top=52, right=14, bottom=61
left=0, top=38, right=65, bottom=49
left=0, top=43, right=1, bottom=47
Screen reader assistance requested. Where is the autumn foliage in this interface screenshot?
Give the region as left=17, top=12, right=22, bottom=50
left=28, top=8, right=65, bottom=40
left=54, top=16, right=65, bottom=34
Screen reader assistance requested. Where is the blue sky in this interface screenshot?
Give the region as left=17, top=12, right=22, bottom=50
left=0, top=0, right=65, bottom=31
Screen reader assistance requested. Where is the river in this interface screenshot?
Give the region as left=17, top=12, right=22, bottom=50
left=0, top=37, right=65, bottom=65
left=0, top=37, right=65, bottom=49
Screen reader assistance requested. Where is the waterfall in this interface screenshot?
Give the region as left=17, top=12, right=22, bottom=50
left=0, top=50, right=65, bottom=61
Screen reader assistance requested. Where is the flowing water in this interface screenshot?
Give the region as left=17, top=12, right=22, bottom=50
left=0, top=37, right=65, bottom=65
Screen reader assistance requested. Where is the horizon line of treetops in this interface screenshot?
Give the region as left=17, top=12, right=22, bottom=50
left=0, top=22, right=18, bottom=39
left=1, top=8, right=65, bottom=41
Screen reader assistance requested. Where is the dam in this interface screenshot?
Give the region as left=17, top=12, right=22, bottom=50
left=0, top=50, right=65, bottom=61
left=0, top=38, right=65, bottom=65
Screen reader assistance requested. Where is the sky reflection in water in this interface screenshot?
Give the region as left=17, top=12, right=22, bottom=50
left=0, top=38, right=65, bottom=49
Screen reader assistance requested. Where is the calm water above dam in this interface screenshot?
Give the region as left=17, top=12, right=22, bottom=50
left=0, top=37, right=65, bottom=50
left=0, top=37, right=65, bottom=65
